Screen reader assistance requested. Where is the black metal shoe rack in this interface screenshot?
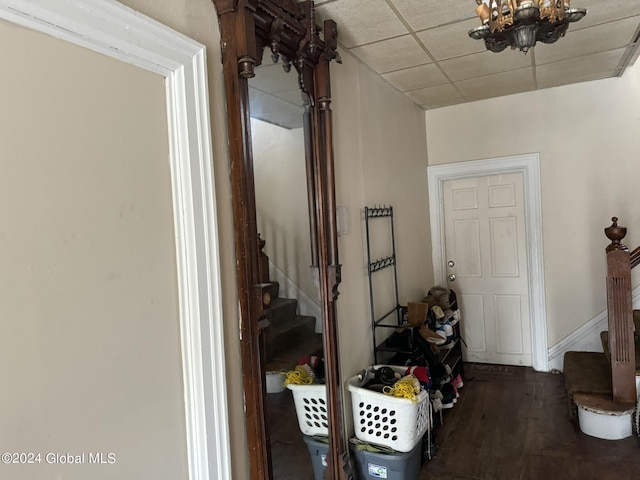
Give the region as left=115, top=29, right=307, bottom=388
left=365, top=205, right=403, bottom=365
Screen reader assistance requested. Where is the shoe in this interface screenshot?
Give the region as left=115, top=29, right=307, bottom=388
left=451, top=374, right=464, bottom=389
left=441, top=396, right=454, bottom=409
left=419, top=325, right=446, bottom=345
left=450, top=384, right=459, bottom=399
left=443, top=321, right=454, bottom=339
left=440, top=383, right=457, bottom=408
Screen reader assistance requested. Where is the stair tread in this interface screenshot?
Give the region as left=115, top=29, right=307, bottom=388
left=563, top=351, right=612, bottom=419
left=269, top=297, right=297, bottom=309
left=270, top=314, right=315, bottom=335
left=574, top=393, right=635, bottom=414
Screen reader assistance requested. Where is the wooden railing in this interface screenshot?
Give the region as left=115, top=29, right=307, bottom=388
left=605, top=217, right=637, bottom=404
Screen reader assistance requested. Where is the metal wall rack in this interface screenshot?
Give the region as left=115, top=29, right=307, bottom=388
left=365, top=205, right=405, bottom=364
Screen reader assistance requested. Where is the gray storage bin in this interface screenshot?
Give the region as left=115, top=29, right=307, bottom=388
left=350, top=439, right=421, bottom=480
left=303, top=435, right=329, bottom=480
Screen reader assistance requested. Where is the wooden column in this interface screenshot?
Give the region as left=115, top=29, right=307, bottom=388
left=217, top=2, right=273, bottom=478
left=605, top=217, right=637, bottom=404
left=314, top=19, right=353, bottom=480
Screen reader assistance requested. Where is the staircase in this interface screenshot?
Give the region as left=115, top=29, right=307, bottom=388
left=563, top=218, right=639, bottom=439
left=259, top=235, right=323, bottom=374
left=264, top=280, right=323, bottom=372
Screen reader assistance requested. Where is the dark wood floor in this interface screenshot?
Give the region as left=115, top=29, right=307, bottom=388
left=267, top=363, right=640, bottom=480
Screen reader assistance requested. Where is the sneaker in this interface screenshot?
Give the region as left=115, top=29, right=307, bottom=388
left=440, top=383, right=457, bottom=408
left=441, top=394, right=454, bottom=409
left=450, top=384, right=459, bottom=399
left=451, top=373, right=464, bottom=389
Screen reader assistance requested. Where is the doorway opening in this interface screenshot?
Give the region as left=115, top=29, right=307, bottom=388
left=427, top=154, right=549, bottom=372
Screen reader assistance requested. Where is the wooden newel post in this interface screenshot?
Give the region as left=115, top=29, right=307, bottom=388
left=604, top=217, right=637, bottom=404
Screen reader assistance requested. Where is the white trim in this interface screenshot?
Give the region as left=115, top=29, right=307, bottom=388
left=269, top=261, right=322, bottom=333
left=0, top=2, right=232, bottom=479
left=427, top=154, right=549, bottom=371
left=548, top=285, right=640, bottom=371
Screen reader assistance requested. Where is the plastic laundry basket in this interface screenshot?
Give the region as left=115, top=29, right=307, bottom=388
left=287, top=383, right=329, bottom=436
left=347, top=365, right=429, bottom=452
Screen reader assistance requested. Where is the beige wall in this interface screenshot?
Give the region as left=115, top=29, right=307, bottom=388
left=114, top=1, right=249, bottom=478
left=332, top=48, right=433, bottom=382
left=425, top=60, right=640, bottom=347
left=0, top=19, right=187, bottom=479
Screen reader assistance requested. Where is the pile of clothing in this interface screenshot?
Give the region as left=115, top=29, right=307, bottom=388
left=360, top=365, right=430, bottom=403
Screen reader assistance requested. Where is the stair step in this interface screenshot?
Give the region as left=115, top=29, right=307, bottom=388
left=265, top=314, right=316, bottom=364
left=563, top=351, right=612, bottom=419
left=574, top=392, right=635, bottom=440
left=267, top=297, right=298, bottom=326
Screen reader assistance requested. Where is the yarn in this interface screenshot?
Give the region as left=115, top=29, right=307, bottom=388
left=382, top=374, right=421, bottom=403
left=284, top=364, right=315, bottom=386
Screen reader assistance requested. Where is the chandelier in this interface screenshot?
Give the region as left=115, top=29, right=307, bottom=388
left=468, top=1, right=587, bottom=54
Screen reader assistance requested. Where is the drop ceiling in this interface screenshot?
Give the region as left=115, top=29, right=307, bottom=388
left=249, top=0, right=640, bottom=127
left=315, top=0, right=640, bottom=109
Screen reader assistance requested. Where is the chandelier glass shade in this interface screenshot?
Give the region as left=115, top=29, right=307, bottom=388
left=469, top=0, right=587, bottom=53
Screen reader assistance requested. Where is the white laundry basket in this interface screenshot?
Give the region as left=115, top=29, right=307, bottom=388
left=287, top=383, right=329, bottom=436
left=347, top=365, right=429, bottom=452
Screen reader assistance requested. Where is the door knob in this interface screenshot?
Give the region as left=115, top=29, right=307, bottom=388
left=448, top=274, right=456, bottom=282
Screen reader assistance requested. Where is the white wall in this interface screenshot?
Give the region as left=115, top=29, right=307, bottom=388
left=332, top=49, right=433, bottom=382
left=425, top=60, right=640, bottom=349
left=252, top=119, right=318, bottom=304
left=0, top=18, right=187, bottom=479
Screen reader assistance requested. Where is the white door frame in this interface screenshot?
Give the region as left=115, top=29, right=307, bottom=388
left=427, top=154, right=549, bottom=372
left=0, top=1, right=232, bottom=479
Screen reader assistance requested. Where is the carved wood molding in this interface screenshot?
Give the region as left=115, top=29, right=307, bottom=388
left=211, top=1, right=350, bottom=479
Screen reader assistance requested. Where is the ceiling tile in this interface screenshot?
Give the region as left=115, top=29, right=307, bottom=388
left=390, top=0, right=475, bottom=31
left=417, top=18, right=487, bottom=61
left=382, top=63, right=448, bottom=92
left=535, top=16, right=640, bottom=65
left=455, top=67, right=535, bottom=101
left=439, top=49, right=532, bottom=82
left=406, top=82, right=463, bottom=109
left=536, top=48, right=626, bottom=89
left=316, top=0, right=409, bottom=48
left=350, top=35, right=431, bottom=74
left=571, top=0, right=640, bottom=30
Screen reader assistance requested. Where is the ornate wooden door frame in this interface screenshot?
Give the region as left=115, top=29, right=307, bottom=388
left=211, top=1, right=351, bottom=478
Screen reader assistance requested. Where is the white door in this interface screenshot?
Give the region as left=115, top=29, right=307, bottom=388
left=443, top=173, right=531, bottom=366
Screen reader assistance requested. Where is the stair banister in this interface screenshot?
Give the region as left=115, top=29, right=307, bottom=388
left=604, top=217, right=637, bottom=404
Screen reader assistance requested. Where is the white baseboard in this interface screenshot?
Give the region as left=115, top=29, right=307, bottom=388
left=268, top=261, right=322, bottom=333
left=548, top=286, right=640, bottom=371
